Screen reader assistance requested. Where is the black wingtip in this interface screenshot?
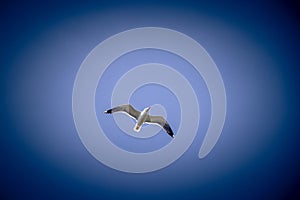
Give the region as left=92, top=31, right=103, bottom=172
left=163, top=123, right=175, bottom=138
left=169, top=133, right=174, bottom=138
left=104, top=109, right=112, bottom=114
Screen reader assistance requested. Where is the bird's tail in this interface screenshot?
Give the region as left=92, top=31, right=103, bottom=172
left=134, top=124, right=141, bottom=132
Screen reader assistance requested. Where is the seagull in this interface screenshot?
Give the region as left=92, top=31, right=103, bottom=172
left=104, top=104, right=174, bottom=138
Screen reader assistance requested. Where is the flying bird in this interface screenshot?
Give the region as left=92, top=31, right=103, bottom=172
left=104, top=104, right=174, bottom=138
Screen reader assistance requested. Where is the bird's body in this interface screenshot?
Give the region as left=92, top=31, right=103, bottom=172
left=134, top=107, right=151, bottom=132
left=104, top=104, right=174, bottom=138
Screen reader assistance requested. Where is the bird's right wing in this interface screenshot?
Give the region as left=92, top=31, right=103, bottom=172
left=104, top=104, right=140, bottom=120
left=145, top=115, right=174, bottom=138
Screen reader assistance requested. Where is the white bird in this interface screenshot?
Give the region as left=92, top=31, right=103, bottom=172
left=104, top=104, right=174, bottom=138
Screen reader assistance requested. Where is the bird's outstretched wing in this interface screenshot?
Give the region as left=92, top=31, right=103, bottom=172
left=104, top=104, right=140, bottom=120
left=145, top=115, right=174, bottom=138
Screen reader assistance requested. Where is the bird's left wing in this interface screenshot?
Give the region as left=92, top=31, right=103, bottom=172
left=145, top=115, right=174, bottom=138
left=104, top=104, right=140, bottom=120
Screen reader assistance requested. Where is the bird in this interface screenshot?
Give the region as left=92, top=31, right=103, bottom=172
left=104, top=104, right=174, bottom=138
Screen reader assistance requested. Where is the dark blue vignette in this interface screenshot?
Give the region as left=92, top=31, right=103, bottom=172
left=1, top=1, right=299, bottom=200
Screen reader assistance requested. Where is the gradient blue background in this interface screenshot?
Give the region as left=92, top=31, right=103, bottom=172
left=1, top=0, right=299, bottom=199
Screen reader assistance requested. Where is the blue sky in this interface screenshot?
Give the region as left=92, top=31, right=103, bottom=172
left=1, top=1, right=299, bottom=199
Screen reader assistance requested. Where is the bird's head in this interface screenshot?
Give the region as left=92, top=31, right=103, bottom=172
left=145, top=106, right=151, bottom=113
